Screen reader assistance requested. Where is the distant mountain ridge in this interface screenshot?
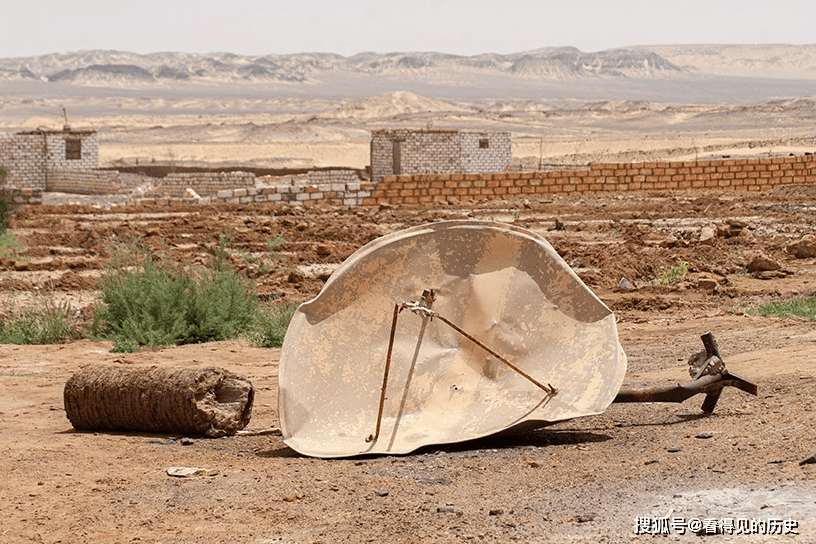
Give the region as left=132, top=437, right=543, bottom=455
left=1, top=45, right=815, bottom=85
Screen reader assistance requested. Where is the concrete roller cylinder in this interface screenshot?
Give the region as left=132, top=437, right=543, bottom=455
left=64, top=365, right=254, bottom=436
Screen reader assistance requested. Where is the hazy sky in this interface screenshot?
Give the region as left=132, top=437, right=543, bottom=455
left=2, top=0, right=815, bottom=58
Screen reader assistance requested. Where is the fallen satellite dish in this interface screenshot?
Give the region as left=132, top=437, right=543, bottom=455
left=278, top=220, right=627, bottom=457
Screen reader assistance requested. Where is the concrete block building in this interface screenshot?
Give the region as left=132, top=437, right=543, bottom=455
left=0, top=129, right=99, bottom=189
left=370, top=129, right=511, bottom=183
left=0, top=129, right=125, bottom=194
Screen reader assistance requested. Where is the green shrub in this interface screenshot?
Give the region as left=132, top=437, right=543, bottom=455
left=249, top=300, right=299, bottom=348
left=0, top=296, right=80, bottom=344
left=93, top=236, right=258, bottom=352
left=651, top=261, right=689, bottom=286
left=735, top=295, right=816, bottom=321
left=0, top=231, right=25, bottom=259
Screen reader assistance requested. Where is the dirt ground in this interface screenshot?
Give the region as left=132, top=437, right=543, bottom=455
left=2, top=186, right=816, bottom=543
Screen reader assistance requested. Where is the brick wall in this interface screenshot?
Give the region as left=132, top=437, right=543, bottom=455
left=44, top=132, right=98, bottom=170
left=0, top=186, right=44, bottom=205
left=364, top=155, right=816, bottom=205
left=370, top=129, right=511, bottom=183
left=135, top=170, right=372, bottom=206
left=11, top=154, right=814, bottom=210
left=153, top=171, right=256, bottom=197
left=0, top=132, right=47, bottom=189
left=0, top=130, right=99, bottom=190
left=173, top=180, right=374, bottom=206
left=46, top=169, right=126, bottom=194
left=461, top=131, right=512, bottom=174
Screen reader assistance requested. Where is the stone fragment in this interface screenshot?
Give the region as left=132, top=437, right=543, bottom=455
left=787, top=235, right=816, bottom=259
left=746, top=254, right=781, bottom=273
left=316, top=244, right=332, bottom=256
left=697, top=278, right=718, bottom=291
left=699, top=225, right=717, bottom=244
left=799, top=453, right=816, bottom=465
left=166, top=467, right=217, bottom=478
left=617, top=278, right=635, bottom=290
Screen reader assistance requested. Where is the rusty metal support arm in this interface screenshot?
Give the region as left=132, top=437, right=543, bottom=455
left=366, top=303, right=401, bottom=444
left=613, top=331, right=757, bottom=413
left=614, top=371, right=757, bottom=407
left=400, top=291, right=556, bottom=396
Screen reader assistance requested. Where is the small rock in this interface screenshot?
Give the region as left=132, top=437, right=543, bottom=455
left=699, top=225, right=717, bottom=244
left=787, top=235, right=816, bottom=259
left=166, top=467, right=217, bottom=478
left=554, top=218, right=566, bottom=231
left=668, top=447, right=683, bottom=453
left=287, top=270, right=304, bottom=283
left=316, top=244, right=332, bottom=256
left=799, top=453, right=816, bottom=465
left=617, top=278, right=635, bottom=290
left=746, top=255, right=781, bottom=273
left=374, top=491, right=389, bottom=497
left=489, top=509, right=504, bottom=516
left=768, top=459, right=786, bottom=464
left=738, top=446, right=748, bottom=452
left=576, top=514, right=595, bottom=523
left=180, top=437, right=194, bottom=446
left=644, top=460, right=659, bottom=465
left=718, top=222, right=745, bottom=238
left=437, top=506, right=456, bottom=514
left=697, top=278, right=718, bottom=291
left=695, top=433, right=714, bottom=439
left=661, top=237, right=690, bottom=248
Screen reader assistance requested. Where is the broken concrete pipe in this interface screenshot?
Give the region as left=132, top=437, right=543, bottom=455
left=64, top=365, right=254, bottom=437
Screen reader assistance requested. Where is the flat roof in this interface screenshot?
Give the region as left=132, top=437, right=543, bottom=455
left=16, top=129, right=96, bottom=136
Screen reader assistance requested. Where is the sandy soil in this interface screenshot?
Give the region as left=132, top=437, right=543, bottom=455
left=4, top=85, right=816, bottom=171
left=2, top=185, right=816, bottom=543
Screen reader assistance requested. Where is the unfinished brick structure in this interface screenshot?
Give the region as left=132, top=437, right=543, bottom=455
left=363, top=155, right=816, bottom=206
left=370, top=129, right=511, bottom=183
left=0, top=129, right=123, bottom=194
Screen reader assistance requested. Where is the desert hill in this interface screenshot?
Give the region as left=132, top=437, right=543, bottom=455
left=3, top=44, right=816, bottom=86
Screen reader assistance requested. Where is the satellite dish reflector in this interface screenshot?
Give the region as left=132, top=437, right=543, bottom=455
left=279, top=220, right=626, bottom=458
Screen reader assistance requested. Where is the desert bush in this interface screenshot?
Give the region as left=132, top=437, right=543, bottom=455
left=249, top=299, right=299, bottom=348
left=651, top=261, right=689, bottom=286
left=0, top=231, right=25, bottom=259
left=92, top=236, right=258, bottom=352
left=0, top=295, right=80, bottom=344
left=734, top=295, right=816, bottom=321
